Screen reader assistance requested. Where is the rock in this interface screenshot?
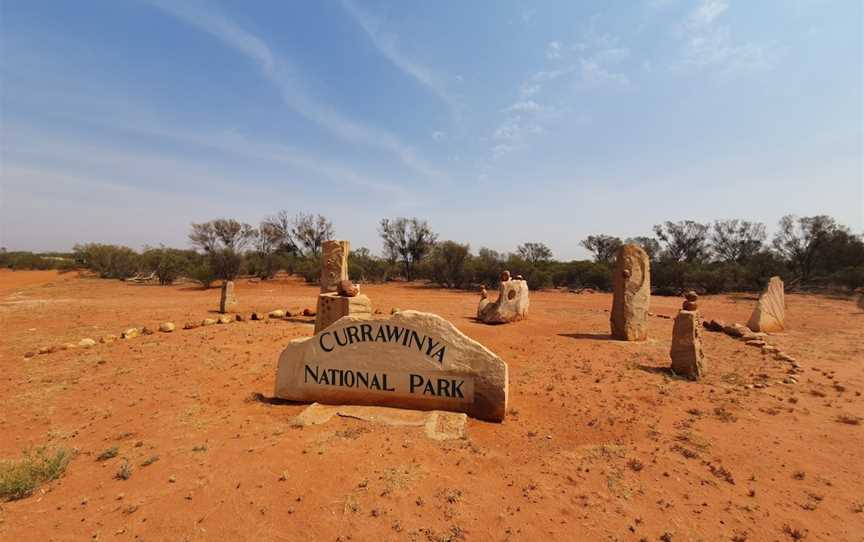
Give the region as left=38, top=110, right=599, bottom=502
left=78, top=338, right=97, bottom=348
left=121, top=328, right=140, bottom=340
left=100, top=335, right=118, bottom=344
left=285, top=310, right=293, bottom=317
left=268, top=309, right=286, bottom=319
left=761, top=345, right=779, bottom=354
left=24, top=351, right=36, bottom=358
left=159, top=322, right=176, bottom=332
left=390, top=308, right=400, bottom=315
left=289, top=403, right=467, bottom=441
left=670, top=311, right=706, bottom=380
left=499, top=270, right=511, bottom=282
left=723, top=323, right=749, bottom=338
left=704, top=319, right=726, bottom=332
left=235, top=314, right=246, bottom=322
left=683, top=301, right=698, bottom=311
left=63, top=343, right=77, bottom=350
left=184, top=321, right=200, bottom=330
left=320, top=240, right=350, bottom=294
left=775, top=352, right=796, bottom=363
left=315, top=293, right=373, bottom=333
left=141, top=326, right=155, bottom=335
left=747, top=276, right=785, bottom=332
left=337, top=279, right=359, bottom=297
left=477, top=279, right=529, bottom=324
left=219, top=280, right=238, bottom=314
left=217, top=315, right=233, bottom=324
left=201, top=318, right=218, bottom=326
left=745, top=340, right=766, bottom=347
left=38, top=346, right=53, bottom=354
left=685, top=291, right=698, bottom=302
left=582, top=288, right=596, bottom=294
left=250, top=313, right=266, bottom=321
left=610, top=244, right=651, bottom=341
left=274, top=310, right=508, bottom=422
left=303, top=308, right=316, bottom=317
left=513, top=274, right=524, bottom=281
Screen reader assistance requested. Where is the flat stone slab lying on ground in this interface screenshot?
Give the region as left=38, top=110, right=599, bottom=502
left=274, top=310, right=508, bottom=422
left=290, top=402, right=467, bottom=440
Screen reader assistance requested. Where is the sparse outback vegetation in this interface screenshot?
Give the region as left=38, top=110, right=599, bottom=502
left=0, top=447, right=72, bottom=501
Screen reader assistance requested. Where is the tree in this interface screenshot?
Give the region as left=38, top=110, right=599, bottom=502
left=260, top=210, right=299, bottom=254
left=516, top=242, right=553, bottom=264
left=291, top=213, right=334, bottom=258
left=378, top=217, right=438, bottom=281
left=711, top=219, right=766, bottom=263
left=653, top=221, right=711, bottom=263
left=772, top=215, right=838, bottom=282
left=580, top=235, right=622, bottom=264
left=141, top=246, right=195, bottom=285
left=188, top=219, right=256, bottom=281
left=427, top=241, right=471, bottom=288
left=624, top=237, right=661, bottom=262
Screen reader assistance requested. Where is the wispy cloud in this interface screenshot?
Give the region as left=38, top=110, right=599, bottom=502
left=340, top=0, right=455, bottom=111
left=679, top=0, right=775, bottom=76
left=146, top=0, right=442, bottom=180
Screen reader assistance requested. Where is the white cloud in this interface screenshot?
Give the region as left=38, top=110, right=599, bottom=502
left=340, top=0, right=455, bottom=110
left=146, top=0, right=442, bottom=181
left=546, top=41, right=562, bottom=60
left=687, top=0, right=729, bottom=29
left=504, top=100, right=544, bottom=113
left=432, top=130, right=446, bottom=141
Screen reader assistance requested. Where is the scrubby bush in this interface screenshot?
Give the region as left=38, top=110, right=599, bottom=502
left=830, top=266, right=864, bottom=291
left=188, top=261, right=217, bottom=289
left=349, top=248, right=396, bottom=283
left=141, top=247, right=196, bottom=285
left=550, top=261, right=612, bottom=290
left=466, top=248, right=506, bottom=288
left=426, top=241, right=471, bottom=288
left=0, top=446, right=72, bottom=501
left=73, top=243, right=140, bottom=279
left=0, top=252, right=75, bottom=270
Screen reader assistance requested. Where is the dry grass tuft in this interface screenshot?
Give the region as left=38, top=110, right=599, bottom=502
left=0, top=447, right=72, bottom=501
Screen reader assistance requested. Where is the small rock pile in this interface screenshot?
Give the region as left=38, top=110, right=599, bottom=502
left=702, top=317, right=801, bottom=374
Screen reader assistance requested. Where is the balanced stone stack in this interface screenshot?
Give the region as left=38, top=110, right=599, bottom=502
left=610, top=244, right=650, bottom=341
left=670, top=291, right=706, bottom=380
left=477, top=270, right=529, bottom=324
left=314, top=240, right=372, bottom=333
left=219, top=280, right=237, bottom=314
left=747, top=276, right=785, bottom=332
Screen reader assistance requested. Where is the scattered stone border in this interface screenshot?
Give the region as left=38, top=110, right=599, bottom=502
left=22, top=307, right=320, bottom=359
left=702, top=318, right=802, bottom=385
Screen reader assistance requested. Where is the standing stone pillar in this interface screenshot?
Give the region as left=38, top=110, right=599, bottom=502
left=610, top=244, right=650, bottom=341
left=219, top=280, right=237, bottom=313
left=670, top=291, right=706, bottom=380
left=747, top=276, right=785, bottom=332
left=320, top=240, right=350, bottom=293
left=314, top=241, right=372, bottom=333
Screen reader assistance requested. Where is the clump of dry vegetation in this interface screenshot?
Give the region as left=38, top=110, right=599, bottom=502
left=0, top=447, right=72, bottom=501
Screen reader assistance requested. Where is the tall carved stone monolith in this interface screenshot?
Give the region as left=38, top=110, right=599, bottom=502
left=670, top=291, right=706, bottom=380
left=314, top=241, right=372, bottom=333
left=610, top=244, right=650, bottom=341
left=219, top=280, right=237, bottom=313
left=747, top=276, right=785, bottom=332
left=320, top=240, right=350, bottom=294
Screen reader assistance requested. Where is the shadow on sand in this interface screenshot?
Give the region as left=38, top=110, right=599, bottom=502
left=247, top=392, right=304, bottom=406
left=557, top=332, right=617, bottom=341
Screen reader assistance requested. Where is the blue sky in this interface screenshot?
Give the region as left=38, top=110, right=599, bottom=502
left=1, top=0, right=861, bottom=259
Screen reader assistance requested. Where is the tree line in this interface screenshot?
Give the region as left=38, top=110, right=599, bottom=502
left=2, top=214, right=861, bottom=295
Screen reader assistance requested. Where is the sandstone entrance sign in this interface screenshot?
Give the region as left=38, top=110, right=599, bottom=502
left=274, top=310, right=508, bottom=421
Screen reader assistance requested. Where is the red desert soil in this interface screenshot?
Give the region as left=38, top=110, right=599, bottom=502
left=1, top=271, right=862, bottom=541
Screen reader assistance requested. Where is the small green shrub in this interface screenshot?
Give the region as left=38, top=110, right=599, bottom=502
left=0, top=447, right=72, bottom=501
left=189, top=262, right=217, bottom=289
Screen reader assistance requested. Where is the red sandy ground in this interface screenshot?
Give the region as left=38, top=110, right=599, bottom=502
left=0, top=269, right=862, bottom=541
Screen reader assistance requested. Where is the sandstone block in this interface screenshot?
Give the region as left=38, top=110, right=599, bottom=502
left=79, top=338, right=97, bottom=348
left=315, top=292, right=373, bottom=333
left=610, top=244, right=651, bottom=341
left=670, top=310, right=706, bottom=380
left=121, top=328, right=140, bottom=340
left=159, top=322, right=176, bottom=332
left=320, top=240, right=349, bottom=294
left=477, top=279, right=529, bottom=324
left=274, top=310, right=508, bottom=421
left=269, top=309, right=286, bottom=319
left=747, top=276, right=785, bottom=332
left=219, top=281, right=237, bottom=314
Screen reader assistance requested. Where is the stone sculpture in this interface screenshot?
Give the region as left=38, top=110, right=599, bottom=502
left=610, top=244, right=650, bottom=341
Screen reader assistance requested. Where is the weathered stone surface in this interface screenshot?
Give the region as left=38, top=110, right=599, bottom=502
left=337, top=279, right=359, bottom=297
left=477, top=279, right=529, bottom=324
left=289, top=403, right=467, bottom=440
left=610, top=244, right=651, bottom=341
left=184, top=321, right=200, bottom=330
left=201, top=318, right=217, bottom=326
left=217, top=315, right=233, bottom=324
left=303, top=308, right=316, bottom=317
left=78, top=338, right=97, bottom=348
left=723, top=323, right=748, bottom=338
left=219, top=281, right=237, bottom=314
left=670, top=310, right=706, bottom=380
left=747, top=276, right=785, bottom=332
left=683, top=301, right=698, bottom=311
left=121, top=328, right=140, bottom=340
left=320, top=240, right=349, bottom=294
left=274, top=310, right=508, bottom=422
left=100, top=335, right=118, bottom=344
left=499, top=270, right=511, bottom=282
left=268, top=309, right=286, bottom=319
left=235, top=314, right=246, bottom=322
left=142, top=326, right=155, bottom=335
left=250, top=312, right=266, bottom=321
left=159, top=322, right=176, bottom=332
left=314, top=292, right=373, bottom=333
